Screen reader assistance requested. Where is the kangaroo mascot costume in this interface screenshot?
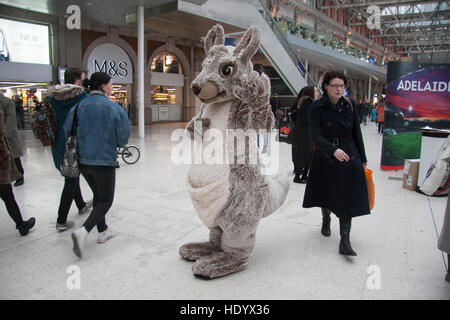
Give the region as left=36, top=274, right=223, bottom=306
left=179, top=24, right=289, bottom=279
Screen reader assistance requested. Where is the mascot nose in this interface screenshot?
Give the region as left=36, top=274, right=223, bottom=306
left=192, top=85, right=201, bottom=95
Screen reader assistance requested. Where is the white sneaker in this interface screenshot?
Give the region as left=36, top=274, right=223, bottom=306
left=56, top=220, right=75, bottom=231
left=97, top=228, right=114, bottom=244
left=71, top=227, right=88, bottom=258
left=78, top=200, right=93, bottom=215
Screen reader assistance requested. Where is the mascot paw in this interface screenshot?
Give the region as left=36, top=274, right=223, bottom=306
left=179, top=242, right=219, bottom=262
left=186, top=118, right=211, bottom=140
left=192, top=252, right=248, bottom=279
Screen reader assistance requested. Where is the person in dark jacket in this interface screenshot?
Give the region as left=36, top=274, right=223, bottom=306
left=270, top=93, right=283, bottom=128
left=0, top=93, right=24, bottom=187
left=357, top=99, right=364, bottom=124
left=291, top=85, right=319, bottom=183
left=303, top=70, right=370, bottom=256
left=0, top=109, right=35, bottom=236
left=362, top=99, right=370, bottom=125
left=13, top=95, right=25, bottom=130
left=46, top=68, right=92, bottom=232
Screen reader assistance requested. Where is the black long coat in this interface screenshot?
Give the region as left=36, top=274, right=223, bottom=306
left=292, top=97, right=314, bottom=151
left=291, top=97, right=314, bottom=171
left=302, top=94, right=370, bottom=218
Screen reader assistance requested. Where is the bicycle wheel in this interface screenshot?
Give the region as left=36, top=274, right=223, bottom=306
left=121, top=145, right=140, bottom=164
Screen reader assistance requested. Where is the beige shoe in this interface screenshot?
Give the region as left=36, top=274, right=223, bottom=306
left=56, top=220, right=75, bottom=231
left=71, top=227, right=88, bottom=258
left=97, top=228, right=114, bottom=244
left=78, top=200, right=93, bottom=215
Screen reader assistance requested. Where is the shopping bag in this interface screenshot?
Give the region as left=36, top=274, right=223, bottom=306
left=365, top=168, right=375, bottom=210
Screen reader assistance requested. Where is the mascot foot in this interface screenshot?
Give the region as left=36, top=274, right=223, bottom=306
left=192, top=252, right=248, bottom=279
left=179, top=242, right=219, bottom=262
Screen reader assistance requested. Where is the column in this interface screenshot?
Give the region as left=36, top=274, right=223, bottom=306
left=138, top=3, right=145, bottom=139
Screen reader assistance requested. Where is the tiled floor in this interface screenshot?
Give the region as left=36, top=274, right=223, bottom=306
left=0, top=122, right=448, bottom=299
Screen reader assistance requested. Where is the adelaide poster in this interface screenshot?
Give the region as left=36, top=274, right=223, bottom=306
left=381, top=61, right=450, bottom=170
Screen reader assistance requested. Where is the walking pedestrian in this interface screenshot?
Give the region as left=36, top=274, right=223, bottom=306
left=291, top=85, right=319, bottom=183
left=47, top=67, right=92, bottom=232
left=303, top=70, right=370, bottom=256
left=67, top=72, right=130, bottom=258
left=376, top=99, right=385, bottom=134
left=371, top=106, right=377, bottom=123
left=362, top=98, right=370, bottom=125
left=0, top=92, right=24, bottom=187
left=0, top=109, right=35, bottom=236
left=13, top=95, right=25, bottom=130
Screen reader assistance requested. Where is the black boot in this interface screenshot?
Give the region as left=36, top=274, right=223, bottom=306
left=14, top=177, right=24, bottom=187
left=293, top=173, right=301, bottom=183
left=339, top=217, right=357, bottom=256
left=16, top=217, right=36, bottom=236
left=299, top=169, right=308, bottom=183
left=321, top=208, right=331, bottom=237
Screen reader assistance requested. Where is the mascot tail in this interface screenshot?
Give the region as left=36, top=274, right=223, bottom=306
left=263, top=169, right=290, bottom=218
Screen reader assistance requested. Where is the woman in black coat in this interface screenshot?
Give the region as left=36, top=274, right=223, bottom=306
left=291, top=86, right=319, bottom=183
left=303, top=70, right=370, bottom=256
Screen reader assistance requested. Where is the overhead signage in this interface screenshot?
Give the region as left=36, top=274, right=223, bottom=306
left=87, top=43, right=133, bottom=84
left=0, top=18, right=50, bottom=64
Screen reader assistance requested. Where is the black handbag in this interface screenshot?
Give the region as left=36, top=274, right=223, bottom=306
left=61, top=104, right=80, bottom=178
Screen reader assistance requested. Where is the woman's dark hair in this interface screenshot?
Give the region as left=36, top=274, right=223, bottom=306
left=296, top=85, right=316, bottom=108
left=82, top=78, right=91, bottom=93
left=86, top=72, right=111, bottom=92
left=321, top=70, right=347, bottom=93
left=299, top=85, right=315, bottom=100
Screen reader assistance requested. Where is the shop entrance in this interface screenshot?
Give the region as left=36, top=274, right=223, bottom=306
left=111, top=84, right=132, bottom=119
left=0, top=81, right=49, bottom=129
left=150, top=52, right=184, bottom=122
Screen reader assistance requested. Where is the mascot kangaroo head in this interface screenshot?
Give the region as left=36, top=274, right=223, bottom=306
left=191, top=24, right=261, bottom=104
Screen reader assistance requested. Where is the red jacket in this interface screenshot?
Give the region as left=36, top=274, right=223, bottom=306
left=376, top=104, right=385, bottom=122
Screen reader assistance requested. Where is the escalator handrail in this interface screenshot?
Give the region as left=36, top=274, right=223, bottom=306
left=253, top=0, right=317, bottom=90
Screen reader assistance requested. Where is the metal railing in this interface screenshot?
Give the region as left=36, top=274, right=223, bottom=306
left=253, top=0, right=317, bottom=90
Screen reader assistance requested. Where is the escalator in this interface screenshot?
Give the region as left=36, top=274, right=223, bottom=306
left=178, top=0, right=311, bottom=95
left=137, top=0, right=314, bottom=95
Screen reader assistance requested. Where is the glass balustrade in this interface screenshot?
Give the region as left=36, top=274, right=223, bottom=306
left=253, top=0, right=317, bottom=87
left=255, top=0, right=388, bottom=68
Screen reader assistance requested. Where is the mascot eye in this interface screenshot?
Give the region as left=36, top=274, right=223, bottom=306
left=220, top=64, right=234, bottom=77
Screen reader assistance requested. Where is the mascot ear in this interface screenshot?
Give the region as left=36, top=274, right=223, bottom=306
left=204, top=24, right=225, bottom=54
left=233, top=26, right=261, bottom=63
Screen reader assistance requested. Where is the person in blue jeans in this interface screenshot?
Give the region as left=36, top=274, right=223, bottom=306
left=66, top=72, right=131, bottom=258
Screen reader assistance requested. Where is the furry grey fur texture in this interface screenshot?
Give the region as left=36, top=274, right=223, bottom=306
left=180, top=24, right=289, bottom=279
left=47, top=84, right=84, bottom=101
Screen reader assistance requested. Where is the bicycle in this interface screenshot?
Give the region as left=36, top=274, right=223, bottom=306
left=117, top=145, right=141, bottom=164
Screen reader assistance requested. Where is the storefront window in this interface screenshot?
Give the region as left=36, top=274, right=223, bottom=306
left=151, top=85, right=182, bottom=105
left=151, top=52, right=182, bottom=74
left=110, top=84, right=129, bottom=109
